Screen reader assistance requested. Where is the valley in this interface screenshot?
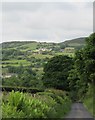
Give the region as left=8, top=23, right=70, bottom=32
left=1, top=35, right=94, bottom=118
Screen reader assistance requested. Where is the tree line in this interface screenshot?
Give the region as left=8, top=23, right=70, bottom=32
left=42, top=33, right=95, bottom=100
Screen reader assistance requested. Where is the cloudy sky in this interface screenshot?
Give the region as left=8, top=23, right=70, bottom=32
left=1, top=1, right=93, bottom=43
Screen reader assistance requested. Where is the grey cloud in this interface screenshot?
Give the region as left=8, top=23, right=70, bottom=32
left=2, top=2, right=42, bottom=12
left=2, top=2, right=76, bottom=12
left=2, top=2, right=93, bottom=43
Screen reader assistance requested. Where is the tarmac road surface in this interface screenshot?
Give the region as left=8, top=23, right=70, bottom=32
left=65, top=103, right=94, bottom=119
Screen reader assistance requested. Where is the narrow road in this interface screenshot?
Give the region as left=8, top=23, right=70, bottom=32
left=65, top=103, right=94, bottom=119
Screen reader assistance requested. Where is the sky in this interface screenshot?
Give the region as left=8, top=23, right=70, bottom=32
left=1, top=1, right=94, bottom=43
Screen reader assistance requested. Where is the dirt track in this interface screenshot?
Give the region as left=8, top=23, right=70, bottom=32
left=65, top=103, right=94, bottom=119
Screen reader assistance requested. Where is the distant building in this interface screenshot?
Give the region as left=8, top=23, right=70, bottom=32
left=64, top=47, right=75, bottom=53
left=32, top=48, right=52, bottom=54
left=38, top=48, right=52, bottom=52
left=60, top=49, right=64, bottom=52
left=27, top=50, right=32, bottom=52
left=2, top=73, right=17, bottom=78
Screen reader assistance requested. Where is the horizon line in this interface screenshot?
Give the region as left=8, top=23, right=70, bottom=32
left=1, top=36, right=87, bottom=44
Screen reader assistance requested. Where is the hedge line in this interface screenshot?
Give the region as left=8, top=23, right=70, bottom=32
left=1, top=86, right=44, bottom=93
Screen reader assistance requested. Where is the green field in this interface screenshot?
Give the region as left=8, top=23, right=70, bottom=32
left=1, top=41, right=77, bottom=77
left=55, top=52, right=74, bottom=57
left=18, top=42, right=38, bottom=50
left=2, top=59, right=31, bottom=66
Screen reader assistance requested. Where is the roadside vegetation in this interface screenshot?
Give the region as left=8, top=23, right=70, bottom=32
left=83, top=84, right=94, bottom=116
left=2, top=90, right=71, bottom=118
left=67, top=33, right=95, bottom=117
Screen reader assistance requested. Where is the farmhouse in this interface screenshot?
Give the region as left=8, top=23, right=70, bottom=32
left=32, top=48, right=52, bottom=54
left=64, top=47, right=75, bottom=53
left=2, top=73, right=17, bottom=78
left=38, top=48, right=52, bottom=52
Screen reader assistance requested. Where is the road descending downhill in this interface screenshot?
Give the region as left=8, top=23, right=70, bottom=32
left=65, top=103, right=94, bottom=119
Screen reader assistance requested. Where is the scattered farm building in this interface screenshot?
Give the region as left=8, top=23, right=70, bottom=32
left=64, top=47, right=75, bottom=53
left=33, top=48, right=52, bottom=54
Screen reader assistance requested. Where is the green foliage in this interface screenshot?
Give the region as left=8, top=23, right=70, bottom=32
left=35, top=89, right=71, bottom=118
left=62, top=33, right=95, bottom=103
left=2, top=65, right=43, bottom=88
left=2, top=91, right=50, bottom=118
left=83, top=84, right=94, bottom=117
left=69, top=33, right=95, bottom=100
left=2, top=39, right=76, bottom=90
left=43, top=55, right=74, bottom=90
left=2, top=86, right=44, bottom=93
left=2, top=90, right=71, bottom=118
left=60, top=43, right=66, bottom=49
left=0, top=92, right=2, bottom=120
left=45, top=89, right=67, bottom=98
left=63, top=37, right=85, bottom=48
left=67, top=68, right=79, bottom=101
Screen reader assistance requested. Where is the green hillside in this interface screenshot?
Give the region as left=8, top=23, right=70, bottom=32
left=1, top=37, right=86, bottom=87
left=61, top=37, right=86, bottom=49
left=64, top=37, right=85, bottom=44
left=1, top=38, right=86, bottom=68
left=2, top=37, right=86, bottom=49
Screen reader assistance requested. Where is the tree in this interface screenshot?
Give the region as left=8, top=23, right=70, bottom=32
left=42, top=55, right=74, bottom=90
left=75, top=33, right=95, bottom=84
left=84, top=33, right=95, bottom=84
left=72, top=33, right=95, bottom=99
left=60, top=43, right=66, bottom=49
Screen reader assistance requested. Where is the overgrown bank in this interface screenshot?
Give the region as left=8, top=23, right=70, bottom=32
left=68, top=33, right=95, bottom=117
left=2, top=89, right=71, bottom=118
left=83, top=84, right=94, bottom=117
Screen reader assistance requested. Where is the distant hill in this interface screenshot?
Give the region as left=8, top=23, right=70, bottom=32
left=1, top=37, right=86, bottom=77
left=2, top=41, right=38, bottom=49
left=63, top=37, right=86, bottom=46
left=1, top=37, right=86, bottom=50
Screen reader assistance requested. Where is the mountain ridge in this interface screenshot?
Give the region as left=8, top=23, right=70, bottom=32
left=1, top=37, right=86, bottom=46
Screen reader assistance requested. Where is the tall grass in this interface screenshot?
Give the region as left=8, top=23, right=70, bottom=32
left=2, top=89, right=71, bottom=118
left=83, top=84, right=94, bottom=117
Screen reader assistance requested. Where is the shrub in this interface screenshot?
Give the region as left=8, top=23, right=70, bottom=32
left=45, top=89, right=67, bottom=98
left=2, top=89, right=72, bottom=118
left=2, top=91, right=50, bottom=118
left=36, top=89, right=71, bottom=118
